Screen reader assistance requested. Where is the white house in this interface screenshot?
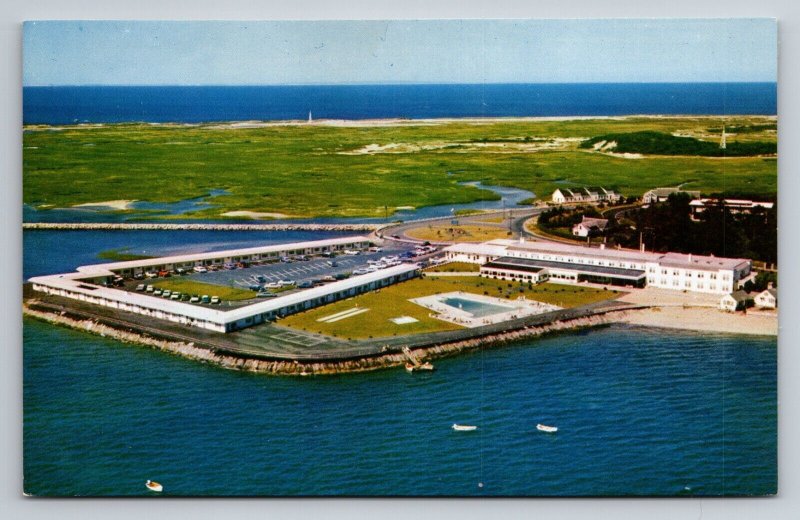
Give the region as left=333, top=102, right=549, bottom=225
left=690, top=198, right=775, bottom=220
left=720, top=290, right=752, bottom=312
left=572, top=216, right=609, bottom=238
left=552, top=187, right=621, bottom=205
left=754, top=287, right=777, bottom=309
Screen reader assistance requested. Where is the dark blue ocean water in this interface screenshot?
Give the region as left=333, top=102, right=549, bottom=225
left=23, top=83, right=777, bottom=124
left=23, top=320, right=776, bottom=497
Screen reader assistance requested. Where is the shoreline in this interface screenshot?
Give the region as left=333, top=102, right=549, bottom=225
left=23, top=113, right=777, bottom=131
left=23, top=302, right=776, bottom=377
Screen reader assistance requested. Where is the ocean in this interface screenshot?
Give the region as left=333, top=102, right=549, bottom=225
left=23, top=83, right=777, bottom=125
left=22, top=229, right=777, bottom=496
left=23, top=319, right=776, bottom=496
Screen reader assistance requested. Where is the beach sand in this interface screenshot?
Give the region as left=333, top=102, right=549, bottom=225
left=614, top=286, right=777, bottom=336
left=221, top=210, right=290, bottom=219
left=71, top=200, right=136, bottom=210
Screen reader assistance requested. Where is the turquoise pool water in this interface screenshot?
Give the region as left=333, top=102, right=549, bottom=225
left=442, top=297, right=514, bottom=318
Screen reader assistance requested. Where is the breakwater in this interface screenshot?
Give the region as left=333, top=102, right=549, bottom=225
left=23, top=222, right=382, bottom=232
left=23, top=301, right=632, bottom=376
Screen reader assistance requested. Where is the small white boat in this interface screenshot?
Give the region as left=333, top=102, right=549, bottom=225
left=537, top=424, right=558, bottom=433
left=452, top=424, right=478, bottom=431
left=145, top=480, right=163, bottom=492
left=406, top=362, right=435, bottom=373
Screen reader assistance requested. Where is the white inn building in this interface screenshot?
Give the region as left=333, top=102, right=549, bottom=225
left=443, top=239, right=751, bottom=294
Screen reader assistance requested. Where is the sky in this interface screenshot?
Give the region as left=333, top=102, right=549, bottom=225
left=22, top=19, right=777, bottom=86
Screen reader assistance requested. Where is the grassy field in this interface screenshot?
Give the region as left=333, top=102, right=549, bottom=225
left=280, top=276, right=618, bottom=339
left=23, top=116, right=776, bottom=218
left=424, top=262, right=481, bottom=272
left=405, top=223, right=512, bottom=242
left=98, top=248, right=155, bottom=262
left=152, top=279, right=257, bottom=301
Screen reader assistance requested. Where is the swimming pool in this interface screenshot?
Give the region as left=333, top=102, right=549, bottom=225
left=441, top=297, right=514, bottom=318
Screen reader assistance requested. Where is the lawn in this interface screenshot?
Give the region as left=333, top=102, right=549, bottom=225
left=280, top=276, right=619, bottom=339
left=406, top=223, right=512, bottom=242
left=98, top=248, right=155, bottom=262
left=152, top=279, right=257, bottom=301
left=424, top=262, right=481, bottom=272
left=23, top=116, right=777, bottom=218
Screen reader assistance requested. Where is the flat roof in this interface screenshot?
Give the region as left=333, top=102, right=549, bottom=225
left=658, top=252, right=750, bottom=272
left=31, top=263, right=419, bottom=327
left=75, top=236, right=372, bottom=276
left=487, top=256, right=646, bottom=280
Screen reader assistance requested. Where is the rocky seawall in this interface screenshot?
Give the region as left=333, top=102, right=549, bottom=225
left=23, top=222, right=381, bottom=232
left=23, top=303, right=627, bottom=376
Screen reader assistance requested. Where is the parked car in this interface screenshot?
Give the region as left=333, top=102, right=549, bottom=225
left=248, top=284, right=263, bottom=292
left=334, top=273, right=350, bottom=280
left=158, top=270, right=171, bottom=278
left=135, top=284, right=145, bottom=291
left=210, top=296, right=221, bottom=304
left=256, top=275, right=267, bottom=283
left=153, top=289, right=163, bottom=296
left=145, top=271, right=158, bottom=278
left=145, top=285, right=154, bottom=292
left=171, top=293, right=181, bottom=300
left=181, top=294, right=191, bottom=301
left=175, top=267, right=187, bottom=275
left=257, top=291, right=277, bottom=298
left=265, top=282, right=282, bottom=289
left=162, top=290, right=172, bottom=298
left=297, top=281, right=314, bottom=289
left=190, top=295, right=200, bottom=303
left=133, top=273, right=144, bottom=280
left=325, top=260, right=338, bottom=267
left=278, top=280, right=296, bottom=286
left=193, top=266, right=208, bottom=273
left=200, top=295, right=211, bottom=304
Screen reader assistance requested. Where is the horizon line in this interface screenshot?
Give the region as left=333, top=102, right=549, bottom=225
left=23, top=81, right=778, bottom=88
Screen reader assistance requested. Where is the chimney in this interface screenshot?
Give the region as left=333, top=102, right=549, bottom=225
left=519, top=237, right=525, bottom=244
left=600, top=243, right=605, bottom=250
left=688, top=253, right=692, bottom=264
left=640, top=243, right=645, bottom=253
left=768, top=281, right=774, bottom=289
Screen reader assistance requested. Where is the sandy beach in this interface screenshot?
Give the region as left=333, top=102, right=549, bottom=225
left=71, top=200, right=136, bottom=210
left=614, top=286, right=777, bottom=336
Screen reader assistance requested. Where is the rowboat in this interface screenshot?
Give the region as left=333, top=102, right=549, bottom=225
left=406, top=362, right=436, bottom=372
left=452, top=424, right=477, bottom=431
left=145, top=480, right=163, bottom=492
left=536, top=424, right=558, bottom=433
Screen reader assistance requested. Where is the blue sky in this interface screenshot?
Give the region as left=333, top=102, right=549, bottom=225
left=23, top=19, right=776, bottom=86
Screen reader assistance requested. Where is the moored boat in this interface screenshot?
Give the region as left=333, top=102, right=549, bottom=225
left=452, top=424, right=477, bottom=431
left=537, top=423, right=558, bottom=433
left=145, top=480, right=163, bottom=492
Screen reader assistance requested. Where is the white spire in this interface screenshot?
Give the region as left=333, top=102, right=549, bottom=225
left=308, top=111, right=313, bottom=123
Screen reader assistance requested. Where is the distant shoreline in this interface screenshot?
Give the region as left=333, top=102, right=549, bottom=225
left=23, top=113, right=778, bottom=130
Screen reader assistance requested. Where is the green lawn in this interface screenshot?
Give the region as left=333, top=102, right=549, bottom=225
left=424, top=262, right=481, bottom=272
left=152, top=279, right=257, bottom=301
left=23, top=116, right=776, bottom=218
left=98, top=248, right=155, bottom=262
left=280, top=276, right=619, bottom=339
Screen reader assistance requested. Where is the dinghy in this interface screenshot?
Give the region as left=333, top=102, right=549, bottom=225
left=145, top=480, right=163, bottom=492
left=537, top=424, right=558, bottom=433
left=452, top=424, right=478, bottom=431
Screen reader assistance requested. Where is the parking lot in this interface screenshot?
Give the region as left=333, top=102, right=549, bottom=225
left=178, top=242, right=418, bottom=291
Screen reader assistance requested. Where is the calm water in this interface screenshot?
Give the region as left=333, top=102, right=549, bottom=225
left=23, top=320, right=776, bottom=496
left=23, top=83, right=777, bottom=125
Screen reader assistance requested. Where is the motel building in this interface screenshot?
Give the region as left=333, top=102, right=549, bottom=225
left=443, top=239, right=752, bottom=294
left=29, top=237, right=419, bottom=333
